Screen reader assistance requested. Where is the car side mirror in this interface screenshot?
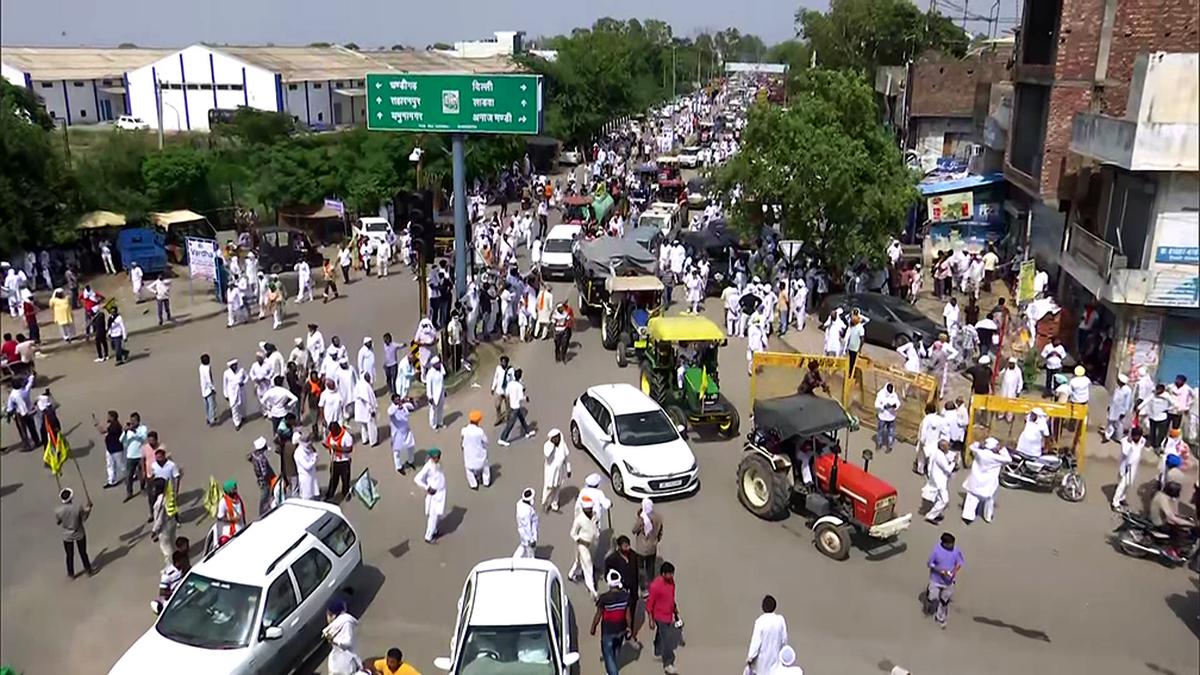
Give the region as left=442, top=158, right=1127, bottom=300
left=598, top=432, right=612, bottom=443
left=434, top=656, right=453, bottom=671
left=564, top=652, right=581, bottom=667
left=262, top=626, right=284, bottom=641
left=676, top=424, right=686, bottom=433
left=150, top=600, right=163, bottom=616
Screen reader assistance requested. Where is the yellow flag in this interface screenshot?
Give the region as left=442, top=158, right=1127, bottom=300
left=202, top=477, right=221, bottom=520
left=700, top=366, right=709, bottom=396
left=43, top=425, right=69, bottom=476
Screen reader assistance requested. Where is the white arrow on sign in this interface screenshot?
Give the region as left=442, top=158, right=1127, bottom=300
left=375, top=96, right=382, bottom=104
left=375, top=82, right=382, bottom=89
left=520, top=83, right=527, bottom=91
left=518, top=116, right=527, bottom=123
left=376, top=112, right=383, bottom=119
left=521, top=100, right=527, bottom=107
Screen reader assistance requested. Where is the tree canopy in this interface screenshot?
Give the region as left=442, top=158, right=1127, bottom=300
left=798, top=0, right=968, bottom=74
left=714, top=69, right=917, bottom=267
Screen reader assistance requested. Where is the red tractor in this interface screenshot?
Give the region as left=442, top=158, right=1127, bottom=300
left=736, top=394, right=912, bottom=560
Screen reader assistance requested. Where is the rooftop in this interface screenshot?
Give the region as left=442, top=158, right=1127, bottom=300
left=469, top=562, right=553, bottom=626
left=197, top=500, right=335, bottom=585
left=1, top=46, right=173, bottom=80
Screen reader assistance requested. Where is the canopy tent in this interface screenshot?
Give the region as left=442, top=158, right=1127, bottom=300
left=150, top=210, right=208, bottom=228
left=77, top=211, right=127, bottom=230
left=646, top=316, right=726, bottom=342
left=574, top=236, right=656, bottom=279
left=753, top=394, right=852, bottom=439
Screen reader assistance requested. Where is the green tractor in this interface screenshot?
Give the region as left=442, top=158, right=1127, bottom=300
left=638, top=316, right=740, bottom=439
left=601, top=275, right=665, bottom=368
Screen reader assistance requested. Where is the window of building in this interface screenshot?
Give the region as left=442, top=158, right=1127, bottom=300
left=317, top=112, right=324, bottom=122
left=102, top=79, right=113, bottom=85
left=288, top=84, right=298, bottom=91
left=41, top=82, right=53, bottom=89
left=1020, top=0, right=1062, bottom=66
left=231, top=84, right=244, bottom=91
left=73, top=82, right=84, bottom=87
left=334, top=81, right=342, bottom=87
left=313, top=83, right=322, bottom=89
left=1009, top=84, right=1050, bottom=179
left=79, top=109, right=87, bottom=118
left=355, top=80, right=364, bottom=87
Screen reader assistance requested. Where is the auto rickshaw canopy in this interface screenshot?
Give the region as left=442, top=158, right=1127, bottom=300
left=647, top=315, right=725, bottom=343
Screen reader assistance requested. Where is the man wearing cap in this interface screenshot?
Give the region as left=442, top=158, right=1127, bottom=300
left=961, top=437, right=1012, bottom=523
left=1067, top=365, right=1091, bottom=404
left=1039, top=338, right=1067, bottom=398
left=772, top=645, right=803, bottom=674
left=514, top=488, right=539, bottom=558
left=222, top=359, right=248, bottom=430
left=335, top=358, right=357, bottom=422
left=323, top=598, right=361, bottom=675
left=873, top=383, right=900, bottom=454
left=591, top=568, right=635, bottom=675
left=249, top=351, right=272, bottom=418
left=569, top=496, right=600, bottom=599
left=247, top=437, right=278, bottom=516
left=306, top=324, right=326, bottom=366
left=1112, top=427, right=1147, bottom=509
left=1103, top=373, right=1134, bottom=443
left=542, top=429, right=570, bottom=512
left=388, top=394, right=417, bottom=474
left=353, top=372, right=379, bottom=447
left=324, top=421, right=355, bottom=503
left=424, top=357, right=446, bottom=431
left=211, top=480, right=246, bottom=550
left=577, top=473, right=613, bottom=528
left=413, top=448, right=447, bottom=543
left=1015, top=409, right=1050, bottom=459
left=357, top=337, right=376, bottom=386
left=461, top=410, right=491, bottom=489
left=55, top=487, right=94, bottom=578
left=998, top=357, right=1024, bottom=421
left=294, top=429, right=321, bottom=499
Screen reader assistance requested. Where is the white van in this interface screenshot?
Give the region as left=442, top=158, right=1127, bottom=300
left=353, top=216, right=393, bottom=245
left=110, top=500, right=362, bottom=675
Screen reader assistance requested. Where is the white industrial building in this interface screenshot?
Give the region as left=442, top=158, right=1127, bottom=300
left=3, top=44, right=522, bottom=130
left=437, top=31, right=526, bottom=59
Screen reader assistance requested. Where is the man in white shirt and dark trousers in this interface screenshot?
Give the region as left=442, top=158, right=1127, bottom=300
left=198, top=354, right=217, bottom=426
left=874, top=383, right=900, bottom=453
left=1039, top=338, right=1066, bottom=398
left=1103, top=373, right=1133, bottom=443
left=498, top=369, right=535, bottom=446
left=1165, top=374, right=1196, bottom=432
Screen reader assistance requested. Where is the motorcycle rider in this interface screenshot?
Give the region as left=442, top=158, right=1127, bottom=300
left=1149, top=481, right=1195, bottom=562
left=1014, top=408, right=1051, bottom=459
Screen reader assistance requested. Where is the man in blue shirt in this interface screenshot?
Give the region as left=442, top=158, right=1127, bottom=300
left=121, top=412, right=149, bottom=500
left=925, top=532, right=964, bottom=628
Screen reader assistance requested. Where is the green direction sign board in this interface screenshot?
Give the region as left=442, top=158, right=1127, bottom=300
left=366, top=73, right=543, bottom=135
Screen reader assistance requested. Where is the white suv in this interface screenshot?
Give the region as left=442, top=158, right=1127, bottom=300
left=540, top=224, right=582, bottom=280
left=570, top=383, right=699, bottom=498
left=110, top=500, right=362, bottom=675
left=115, top=115, right=150, bottom=130
left=435, top=558, right=579, bottom=674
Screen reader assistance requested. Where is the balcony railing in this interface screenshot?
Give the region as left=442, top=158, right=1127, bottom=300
left=1065, top=223, right=1117, bottom=280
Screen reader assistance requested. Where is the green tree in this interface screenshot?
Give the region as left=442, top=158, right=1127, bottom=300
left=215, top=107, right=295, bottom=146
left=0, top=79, right=80, bottom=251
left=714, top=69, right=917, bottom=268
left=797, top=0, right=967, bottom=74
left=75, top=131, right=154, bottom=216
left=142, top=146, right=213, bottom=211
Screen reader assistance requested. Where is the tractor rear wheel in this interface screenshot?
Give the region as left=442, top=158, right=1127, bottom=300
left=616, top=333, right=630, bottom=368
left=814, top=522, right=852, bottom=561
left=639, top=363, right=654, bottom=397
left=736, top=453, right=791, bottom=521
left=601, top=313, right=618, bottom=350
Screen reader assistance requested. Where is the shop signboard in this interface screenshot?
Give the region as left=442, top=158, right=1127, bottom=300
left=927, top=191, right=974, bottom=223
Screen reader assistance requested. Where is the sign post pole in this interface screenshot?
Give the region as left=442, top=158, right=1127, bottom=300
left=452, top=134, right=468, bottom=299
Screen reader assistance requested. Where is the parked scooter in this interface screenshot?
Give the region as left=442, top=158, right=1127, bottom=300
left=999, top=448, right=1086, bottom=502
left=1113, top=507, right=1199, bottom=567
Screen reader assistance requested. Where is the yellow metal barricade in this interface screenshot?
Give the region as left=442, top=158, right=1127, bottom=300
left=846, top=356, right=939, bottom=444
left=964, top=394, right=1089, bottom=470
left=750, top=351, right=852, bottom=406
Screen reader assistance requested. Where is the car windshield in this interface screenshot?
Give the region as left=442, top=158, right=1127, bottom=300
left=363, top=222, right=389, bottom=233
left=543, top=238, right=575, bottom=253
left=614, top=410, right=679, bottom=446
left=155, top=574, right=260, bottom=649
left=888, top=303, right=927, bottom=323
left=459, top=625, right=556, bottom=675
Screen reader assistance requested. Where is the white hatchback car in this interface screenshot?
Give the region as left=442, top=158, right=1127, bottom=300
left=435, top=558, right=579, bottom=674
left=570, top=383, right=699, bottom=498
left=539, top=223, right=582, bottom=280
left=110, top=500, right=362, bottom=675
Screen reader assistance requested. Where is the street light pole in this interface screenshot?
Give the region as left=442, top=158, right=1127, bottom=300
left=672, top=46, right=677, bottom=96
left=451, top=133, right=468, bottom=299
left=156, top=79, right=164, bottom=150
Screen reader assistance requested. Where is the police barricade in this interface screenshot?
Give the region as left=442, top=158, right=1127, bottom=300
left=964, top=394, right=1089, bottom=470
left=750, top=351, right=851, bottom=406
left=846, top=355, right=939, bottom=445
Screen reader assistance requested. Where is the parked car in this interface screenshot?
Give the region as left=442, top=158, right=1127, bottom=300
left=110, top=500, right=362, bottom=675
left=353, top=216, right=393, bottom=245
left=540, top=224, right=582, bottom=280
left=570, top=383, right=699, bottom=498
left=251, top=227, right=326, bottom=274
left=817, top=292, right=942, bottom=349
left=116, top=115, right=150, bottom=130
left=559, top=148, right=584, bottom=166
left=434, top=558, right=580, bottom=674
left=678, top=146, right=702, bottom=168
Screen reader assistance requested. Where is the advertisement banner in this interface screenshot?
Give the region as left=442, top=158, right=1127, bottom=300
left=1017, top=259, right=1037, bottom=303
left=186, top=237, right=219, bottom=280
left=927, top=191, right=974, bottom=223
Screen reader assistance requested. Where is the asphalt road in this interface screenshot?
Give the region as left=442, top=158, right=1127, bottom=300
left=2, top=217, right=1198, bottom=675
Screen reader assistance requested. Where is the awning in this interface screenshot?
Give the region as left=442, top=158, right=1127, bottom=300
left=98, top=86, right=126, bottom=95
left=918, top=172, right=1005, bottom=197
left=334, top=88, right=366, bottom=97
left=77, top=211, right=126, bottom=230
left=150, top=210, right=206, bottom=228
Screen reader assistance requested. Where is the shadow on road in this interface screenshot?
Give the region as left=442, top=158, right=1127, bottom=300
left=972, top=615, right=1051, bottom=642
left=0, top=482, right=22, bottom=498
left=1165, top=584, right=1200, bottom=639
left=441, top=506, right=468, bottom=536
left=388, top=539, right=410, bottom=559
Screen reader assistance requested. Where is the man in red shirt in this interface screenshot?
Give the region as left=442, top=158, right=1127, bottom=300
left=645, top=561, right=680, bottom=674
left=1, top=333, right=17, bottom=364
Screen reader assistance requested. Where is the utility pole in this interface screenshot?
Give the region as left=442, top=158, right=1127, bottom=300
left=451, top=134, right=467, bottom=298
left=155, top=79, right=164, bottom=150
left=672, top=46, right=677, bottom=96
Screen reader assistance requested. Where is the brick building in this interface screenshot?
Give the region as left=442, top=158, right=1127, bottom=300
left=1004, top=0, right=1199, bottom=271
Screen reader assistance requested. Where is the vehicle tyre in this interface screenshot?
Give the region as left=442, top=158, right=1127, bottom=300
left=665, top=405, right=688, bottom=433
left=639, top=363, right=654, bottom=397
left=601, top=313, right=618, bottom=350
left=716, top=397, right=740, bottom=438
left=616, top=334, right=630, bottom=368
left=736, top=453, right=791, bottom=521
left=814, top=522, right=852, bottom=561
left=1059, top=472, right=1086, bottom=502
left=1116, top=530, right=1150, bottom=558
left=998, top=470, right=1023, bottom=490
left=269, top=262, right=283, bottom=274
left=569, top=421, right=584, bottom=450
left=891, top=334, right=906, bottom=350
left=611, top=465, right=627, bottom=497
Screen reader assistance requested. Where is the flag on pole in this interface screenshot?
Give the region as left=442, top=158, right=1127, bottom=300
left=43, top=425, right=69, bottom=476
left=699, top=366, right=709, bottom=396
left=202, top=477, right=221, bottom=519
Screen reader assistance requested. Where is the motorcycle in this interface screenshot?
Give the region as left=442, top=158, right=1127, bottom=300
left=1113, top=508, right=1199, bottom=567
left=999, top=448, right=1086, bottom=502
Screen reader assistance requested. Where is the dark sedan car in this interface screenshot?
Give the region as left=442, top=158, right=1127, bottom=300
left=816, top=293, right=942, bottom=349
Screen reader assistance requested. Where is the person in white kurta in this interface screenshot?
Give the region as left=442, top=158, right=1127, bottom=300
left=295, top=260, right=313, bottom=302
left=790, top=279, right=808, bottom=332
left=352, top=373, right=378, bottom=446
left=1111, top=427, right=1147, bottom=509
left=961, top=437, right=1012, bottom=523
left=897, top=338, right=921, bottom=374
left=388, top=395, right=416, bottom=472
left=322, top=602, right=361, bottom=675
left=130, top=263, right=144, bottom=300
left=747, top=312, right=769, bottom=375
left=461, top=411, right=491, bottom=488
left=542, top=429, right=570, bottom=512
left=424, top=357, right=446, bottom=429
left=685, top=271, right=704, bottom=314
left=924, top=441, right=954, bottom=522
left=357, top=338, right=376, bottom=386
left=746, top=597, right=789, bottom=675
left=306, top=326, right=326, bottom=367
left=822, top=309, right=845, bottom=356
left=413, top=449, right=447, bottom=543
left=514, top=488, right=539, bottom=558
left=771, top=645, right=804, bottom=675
left=319, top=381, right=345, bottom=427
left=248, top=354, right=272, bottom=416
left=1104, top=373, right=1134, bottom=442
left=292, top=429, right=321, bottom=499
left=222, top=359, right=248, bottom=429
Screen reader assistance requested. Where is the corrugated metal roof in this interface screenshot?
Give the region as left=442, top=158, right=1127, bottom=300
left=1, top=46, right=173, bottom=80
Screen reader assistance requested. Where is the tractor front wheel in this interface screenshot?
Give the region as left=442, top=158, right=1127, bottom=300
left=814, top=522, right=852, bottom=561
left=639, top=363, right=654, bottom=397
left=717, top=399, right=740, bottom=439
left=601, top=313, right=618, bottom=350
left=616, top=333, right=630, bottom=368
left=736, top=453, right=791, bottom=521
